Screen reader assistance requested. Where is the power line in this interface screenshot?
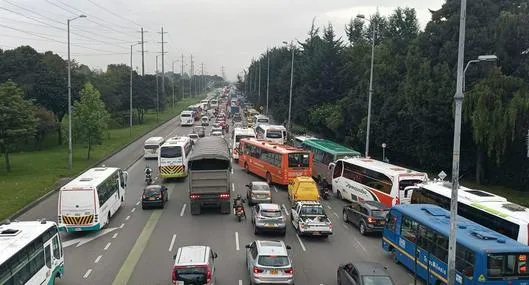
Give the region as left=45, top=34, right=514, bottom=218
left=86, top=0, right=142, bottom=27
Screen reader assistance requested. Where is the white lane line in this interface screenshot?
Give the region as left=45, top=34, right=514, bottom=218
left=231, top=168, right=234, bottom=174
left=295, top=234, right=307, bottom=251
left=231, top=183, right=235, bottom=192
left=104, top=242, right=111, bottom=250
left=131, top=208, right=136, bottom=213
left=120, top=223, right=125, bottom=229
left=112, top=233, right=118, bottom=239
left=169, top=234, right=177, bottom=252
left=136, top=201, right=140, bottom=206
left=333, top=212, right=339, bottom=218
left=125, top=215, right=130, bottom=221
left=83, top=269, right=92, bottom=279
left=235, top=232, right=240, bottom=251
left=274, top=186, right=278, bottom=192
left=355, top=240, right=367, bottom=253
left=282, top=204, right=290, bottom=216
left=94, top=255, right=102, bottom=263
left=326, top=205, right=331, bottom=209
left=343, top=224, right=348, bottom=229
left=239, top=280, right=243, bottom=285
left=180, top=204, right=187, bottom=217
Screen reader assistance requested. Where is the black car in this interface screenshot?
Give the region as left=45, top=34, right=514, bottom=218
left=141, top=185, right=168, bottom=209
left=342, top=200, right=389, bottom=235
left=337, top=262, right=395, bottom=285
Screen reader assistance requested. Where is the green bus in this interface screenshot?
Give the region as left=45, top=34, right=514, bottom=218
left=300, top=139, right=361, bottom=182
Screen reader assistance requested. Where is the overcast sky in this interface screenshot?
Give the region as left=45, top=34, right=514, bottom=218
left=1, top=0, right=444, bottom=81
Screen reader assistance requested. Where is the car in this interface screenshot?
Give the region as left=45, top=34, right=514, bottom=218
left=251, top=203, right=286, bottom=235
left=210, top=131, right=224, bottom=137
left=172, top=245, right=218, bottom=285
left=201, top=116, right=210, bottom=126
left=245, top=240, right=294, bottom=284
left=141, top=185, right=168, bottom=209
left=246, top=181, right=272, bottom=205
left=342, top=200, right=389, bottom=235
left=337, top=262, right=395, bottom=285
left=188, top=133, right=199, bottom=144
left=193, top=126, right=206, bottom=138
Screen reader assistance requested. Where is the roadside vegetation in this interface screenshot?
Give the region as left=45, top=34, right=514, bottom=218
left=242, top=2, right=529, bottom=199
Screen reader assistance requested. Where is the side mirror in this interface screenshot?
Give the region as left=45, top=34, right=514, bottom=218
left=245, top=244, right=251, bottom=249
left=213, top=252, right=218, bottom=259
left=328, top=163, right=335, bottom=170
left=172, top=254, right=176, bottom=260
left=286, top=245, right=292, bottom=250
left=246, top=184, right=251, bottom=188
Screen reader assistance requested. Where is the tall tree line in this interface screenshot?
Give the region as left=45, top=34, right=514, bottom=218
left=244, top=1, right=529, bottom=189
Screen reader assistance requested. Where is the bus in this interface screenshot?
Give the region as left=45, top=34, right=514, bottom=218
left=158, top=136, right=193, bottom=178
left=143, top=136, right=165, bottom=159
left=0, top=220, right=64, bottom=285
left=383, top=204, right=529, bottom=285
left=292, top=135, right=318, bottom=148
left=180, top=110, right=194, bottom=126
left=58, top=167, right=128, bottom=232
left=232, top=127, right=256, bottom=160
left=300, top=139, right=361, bottom=182
left=255, top=124, right=287, bottom=144
left=238, top=138, right=312, bottom=185
left=210, top=98, right=219, bottom=109
left=252, top=114, right=269, bottom=127
left=411, top=180, right=529, bottom=245
left=329, top=157, right=427, bottom=207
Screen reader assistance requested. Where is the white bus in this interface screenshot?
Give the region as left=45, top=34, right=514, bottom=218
left=411, top=180, right=529, bottom=245
left=143, top=136, right=165, bottom=159
left=158, top=136, right=193, bottom=178
left=58, top=167, right=128, bottom=232
left=252, top=114, right=269, bottom=127
left=200, top=99, right=210, bottom=110
left=0, top=220, right=64, bottom=285
left=210, top=98, right=219, bottom=109
left=232, top=127, right=256, bottom=160
left=180, top=110, right=194, bottom=126
left=255, top=124, right=287, bottom=144
left=329, top=157, right=427, bottom=207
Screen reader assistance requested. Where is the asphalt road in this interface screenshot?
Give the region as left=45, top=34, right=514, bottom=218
left=18, top=109, right=423, bottom=285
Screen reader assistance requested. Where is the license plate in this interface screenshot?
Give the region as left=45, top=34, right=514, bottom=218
left=270, top=269, right=278, bottom=275
left=75, top=228, right=81, bottom=231
left=265, top=223, right=273, bottom=227
left=312, top=232, right=321, bottom=235
left=149, top=197, right=155, bottom=200
left=379, top=221, right=385, bottom=225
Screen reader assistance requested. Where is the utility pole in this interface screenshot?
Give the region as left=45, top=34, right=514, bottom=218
left=159, top=27, right=167, bottom=105
left=258, top=61, right=261, bottom=104
left=181, top=53, right=184, bottom=99
left=244, top=70, right=247, bottom=96
left=156, top=55, right=159, bottom=122
left=266, top=48, right=270, bottom=115
left=172, top=60, right=176, bottom=108
left=138, top=27, right=147, bottom=76
left=201, top=62, right=204, bottom=93
left=221, top=66, right=226, bottom=80
left=190, top=54, right=194, bottom=96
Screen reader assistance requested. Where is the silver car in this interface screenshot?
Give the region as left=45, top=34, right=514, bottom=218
left=251, top=203, right=286, bottom=236
left=245, top=240, right=294, bottom=284
left=246, top=181, right=272, bottom=206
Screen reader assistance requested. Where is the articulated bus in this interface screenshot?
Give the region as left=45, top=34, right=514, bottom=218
left=0, top=220, right=64, bottom=285
left=329, top=157, right=427, bottom=207
left=58, top=167, right=128, bottom=232
left=232, top=127, right=256, bottom=160
left=238, top=138, right=312, bottom=185
left=383, top=204, right=529, bottom=285
left=255, top=124, right=287, bottom=144
left=411, top=180, right=529, bottom=245
left=158, top=136, right=193, bottom=178
left=300, top=138, right=361, bottom=182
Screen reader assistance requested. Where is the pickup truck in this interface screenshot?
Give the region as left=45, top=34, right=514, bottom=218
left=291, top=201, right=333, bottom=238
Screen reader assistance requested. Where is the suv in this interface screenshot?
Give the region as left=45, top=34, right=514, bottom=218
left=337, top=262, right=395, bottom=285
left=342, top=200, right=389, bottom=235
left=172, top=245, right=218, bottom=285
left=245, top=240, right=294, bottom=284
left=251, top=203, right=286, bottom=236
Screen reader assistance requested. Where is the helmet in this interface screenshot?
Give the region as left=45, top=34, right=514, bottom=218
left=236, top=194, right=241, bottom=199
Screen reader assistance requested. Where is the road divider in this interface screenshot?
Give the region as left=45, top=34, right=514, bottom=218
left=235, top=232, right=240, bottom=251
left=168, top=234, right=177, bottom=252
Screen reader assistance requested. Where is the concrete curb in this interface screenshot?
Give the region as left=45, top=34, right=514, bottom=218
left=6, top=108, right=186, bottom=221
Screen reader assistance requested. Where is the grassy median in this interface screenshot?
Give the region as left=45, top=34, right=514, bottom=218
left=0, top=96, right=203, bottom=221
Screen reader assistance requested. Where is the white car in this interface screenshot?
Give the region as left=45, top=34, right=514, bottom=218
left=210, top=131, right=224, bottom=137
left=188, top=133, right=199, bottom=144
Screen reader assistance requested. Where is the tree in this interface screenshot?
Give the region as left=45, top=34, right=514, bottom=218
left=0, top=80, right=37, bottom=171
left=34, top=107, right=57, bottom=149
left=72, top=83, right=110, bottom=159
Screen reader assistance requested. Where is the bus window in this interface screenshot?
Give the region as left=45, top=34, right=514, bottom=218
left=288, top=153, right=309, bottom=168
left=401, top=216, right=418, bottom=242
left=333, top=161, right=343, bottom=178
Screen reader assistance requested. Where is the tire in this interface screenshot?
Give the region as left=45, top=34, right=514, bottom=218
left=359, top=222, right=366, bottom=235
left=142, top=205, right=146, bottom=210
left=392, top=248, right=400, bottom=264
left=343, top=211, right=348, bottom=222
left=266, top=173, right=272, bottom=185
left=238, top=215, right=242, bottom=222
left=280, top=231, right=286, bottom=237
left=254, top=225, right=258, bottom=234
left=336, top=190, right=342, bottom=200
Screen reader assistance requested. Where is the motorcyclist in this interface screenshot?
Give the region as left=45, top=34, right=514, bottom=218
left=145, top=166, right=153, bottom=183
left=233, top=194, right=245, bottom=217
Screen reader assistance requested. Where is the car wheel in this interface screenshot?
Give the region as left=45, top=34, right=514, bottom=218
left=336, top=190, right=342, bottom=200
left=359, top=222, right=366, bottom=235
left=254, top=225, right=258, bottom=235
left=142, top=205, right=146, bottom=210
left=343, top=211, right=348, bottom=222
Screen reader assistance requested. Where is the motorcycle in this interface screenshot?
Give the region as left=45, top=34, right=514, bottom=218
left=234, top=206, right=245, bottom=222
left=145, top=173, right=153, bottom=185
left=318, top=182, right=331, bottom=200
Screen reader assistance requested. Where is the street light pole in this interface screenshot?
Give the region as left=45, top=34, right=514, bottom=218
left=447, top=0, right=468, bottom=282
left=172, top=60, right=177, bottom=108
left=266, top=48, right=270, bottom=115
left=287, top=41, right=294, bottom=131
left=67, top=14, right=86, bottom=171
left=156, top=55, right=159, bottom=122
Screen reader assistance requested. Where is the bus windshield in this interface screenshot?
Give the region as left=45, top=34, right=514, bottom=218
left=288, top=153, right=310, bottom=168
left=399, top=179, right=423, bottom=190
left=266, top=131, right=282, bottom=139
left=160, top=146, right=182, bottom=158
left=235, top=135, right=255, bottom=143
left=488, top=253, right=529, bottom=278
left=144, top=145, right=159, bottom=150
left=181, top=113, right=191, bottom=117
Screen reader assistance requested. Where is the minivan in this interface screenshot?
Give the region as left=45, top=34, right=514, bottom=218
left=172, top=245, right=218, bottom=285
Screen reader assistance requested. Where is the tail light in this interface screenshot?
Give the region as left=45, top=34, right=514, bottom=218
left=190, top=194, right=200, bottom=200
left=171, top=268, right=177, bottom=282
left=367, top=216, right=375, bottom=223
left=206, top=267, right=212, bottom=282
left=252, top=266, right=263, bottom=274
left=284, top=267, right=293, bottom=274
left=219, top=193, right=230, bottom=199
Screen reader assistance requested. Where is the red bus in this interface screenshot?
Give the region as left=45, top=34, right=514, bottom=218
left=238, top=138, right=312, bottom=185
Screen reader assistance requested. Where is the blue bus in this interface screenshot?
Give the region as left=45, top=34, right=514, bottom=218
left=382, top=204, right=529, bottom=285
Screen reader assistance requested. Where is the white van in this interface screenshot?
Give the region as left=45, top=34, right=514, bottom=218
left=180, top=110, right=194, bottom=126
left=255, top=124, right=287, bottom=144
left=144, top=137, right=165, bottom=159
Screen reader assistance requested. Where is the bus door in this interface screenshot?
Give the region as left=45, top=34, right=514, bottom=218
left=399, top=186, right=418, bottom=204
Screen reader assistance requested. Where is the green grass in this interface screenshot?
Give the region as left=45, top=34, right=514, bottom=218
left=0, top=96, right=204, bottom=221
